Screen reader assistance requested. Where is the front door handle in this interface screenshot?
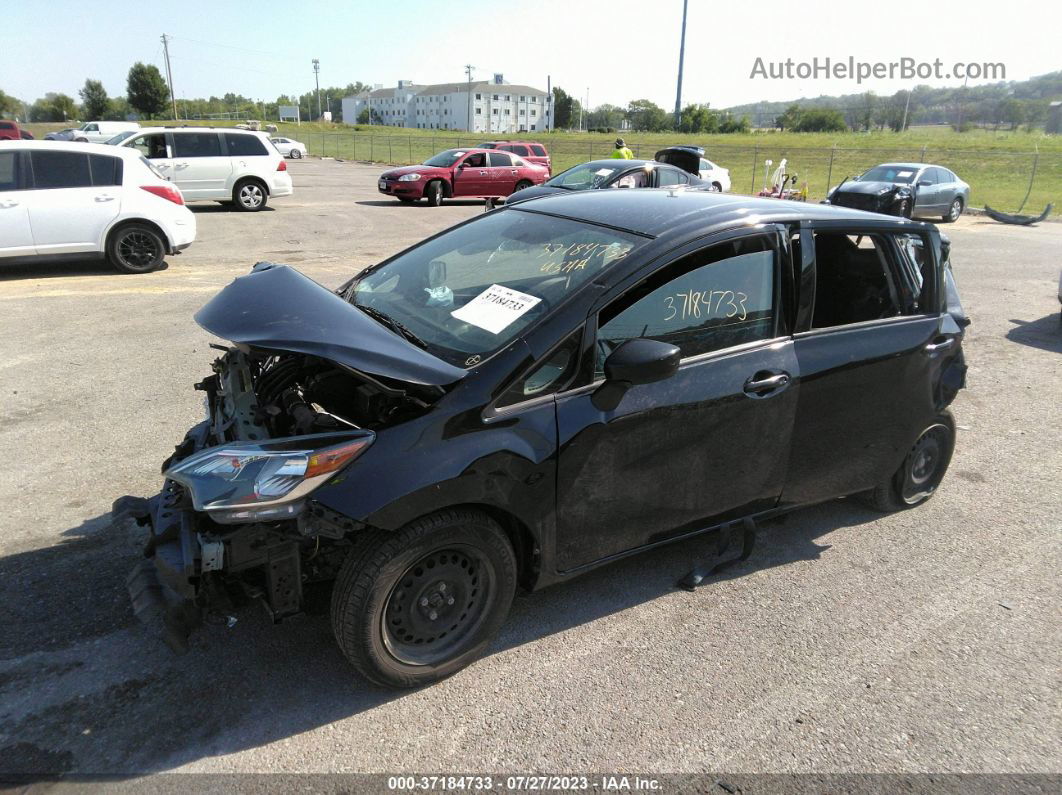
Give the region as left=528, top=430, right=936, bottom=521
left=924, top=337, right=955, bottom=354
left=175, top=162, right=190, bottom=170
left=0, top=200, right=18, bottom=208
left=744, top=371, right=791, bottom=397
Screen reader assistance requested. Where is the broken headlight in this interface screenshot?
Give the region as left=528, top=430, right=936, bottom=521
left=165, top=431, right=374, bottom=524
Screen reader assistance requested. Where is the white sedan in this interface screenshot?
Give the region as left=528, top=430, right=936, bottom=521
left=698, top=157, right=731, bottom=192
left=270, top=137, right=308, bottom=159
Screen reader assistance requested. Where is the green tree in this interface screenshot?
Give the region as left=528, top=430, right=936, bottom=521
left=857, top=92, right=876, bottom=131
left=552, top=87, right=578, bottom=129
left=0, top=89, right=20, bottom=118
left=587, top=103, right=624, bottom=131
left=79, top=79, right=110, bottom=120
left=30, top=92, right=78, bottom=122
left=718, top=113, right=751, bottom=133
left=775, top=103, right=802, bottom=130
left=678, top=103, right=719, bottom=134
left=999, top=98, right=1026, bottom=130
left=357, top=107, right=382, bottom=124
left=626, top=99, right=670, bottom=131
left=792, top=108, right=848, bottom=132
left=127, top=62, right=170, bottom=119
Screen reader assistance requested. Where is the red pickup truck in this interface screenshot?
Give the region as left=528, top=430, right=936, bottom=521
left=0, top=121, right=33, bottom=140
left=378, top=148, right=548, bottom=206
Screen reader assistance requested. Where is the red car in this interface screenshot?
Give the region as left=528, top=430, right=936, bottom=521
left=0, top=121, right=32, bottom=140
left=479, top=140, right=551, bottom=173
left=378, top=148, right=549, bottom=206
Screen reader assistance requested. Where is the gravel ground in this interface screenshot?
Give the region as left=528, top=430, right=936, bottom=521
left=0, top=159, right=1059, bottom=779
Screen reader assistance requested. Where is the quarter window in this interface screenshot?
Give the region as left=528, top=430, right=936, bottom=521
left=497, top=329, right=583, bottom=408
left=88, top=154, right=122, bottom=186
left=530, top=145, right=546, bottom=156
left=657, top=168, right=687, bottom=186
left=30, top=150, right=92, bottom=189
left=0, top=151, right=18, bottom=190
left=596, top=236, right=777, bottom=372
left=173, top=133, right=223, bottom=158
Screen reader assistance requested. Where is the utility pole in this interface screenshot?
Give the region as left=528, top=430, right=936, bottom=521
left=312, top=58, right=321, bottom=120
left=161, top=33, right=177, bottom=120
left=901, top=89, right=912, bottom=132
left=546, top=75, right=551, bottom=131
left=673, top=0, right=688, bottom=127
left=465, top=64, right=475, bottom=131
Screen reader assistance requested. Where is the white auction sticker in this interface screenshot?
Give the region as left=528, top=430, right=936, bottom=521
left=451, top=284, right=542, bottom=335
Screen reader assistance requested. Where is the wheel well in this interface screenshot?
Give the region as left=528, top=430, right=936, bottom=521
left=426, top=178, right=451, bottom=198
left=234, top=175, right=269, bottom=196
left=105, top=218, right=172, bottom=253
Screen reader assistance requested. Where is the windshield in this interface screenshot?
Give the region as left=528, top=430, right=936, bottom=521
left=858, top=166, right=918, bottom=184
left=546, top=162, right=627, bottom=190
left=477, top=142, right=498, bottom=149
left=348, top=210, right=644, bottom=366
left=423, top=149, right=467, bottom=167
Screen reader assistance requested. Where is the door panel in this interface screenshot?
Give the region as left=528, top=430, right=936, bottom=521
left=782, top=316, right=943, bottom=506
left=555, top=340, right=799, bottom=570
left=171, top=133, right=232, bottom=199
left=452, top=155, right=491, bottom=195
left=0, top=152, right=33, bottom=257
left=27, top=187, right=120, bottom=253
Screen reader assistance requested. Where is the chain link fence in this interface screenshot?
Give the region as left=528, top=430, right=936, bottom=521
left=295, top=132, right=1060, bottom=215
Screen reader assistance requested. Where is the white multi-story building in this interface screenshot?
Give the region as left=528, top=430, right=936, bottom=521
left=342, top=74, right=551, bottom=133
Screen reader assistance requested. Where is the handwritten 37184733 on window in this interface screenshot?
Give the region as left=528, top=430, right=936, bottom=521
left=664, top=290, right=749, bottom=323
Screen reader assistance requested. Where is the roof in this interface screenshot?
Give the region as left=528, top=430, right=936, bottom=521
left=510, top=188, right=923, bottom=238
left=0, top=140, right=145, bottom=158
left=347, top=80, right=548, bottom=100
left=877, top=162, right=932, bottom=169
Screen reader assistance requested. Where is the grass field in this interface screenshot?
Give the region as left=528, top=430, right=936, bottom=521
left=24, top=120, right=1061, bottom=215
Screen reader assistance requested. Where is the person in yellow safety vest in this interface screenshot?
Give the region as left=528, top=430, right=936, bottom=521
left=610, top=138, right=634, bottom=159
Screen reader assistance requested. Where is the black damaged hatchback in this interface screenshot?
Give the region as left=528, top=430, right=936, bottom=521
left=116, top=189, right=969, bottom=687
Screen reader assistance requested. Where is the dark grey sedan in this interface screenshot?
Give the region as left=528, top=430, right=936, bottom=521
left=826, top=163, right=971, bottom=223
left=502, top=159, right=705, bottom=205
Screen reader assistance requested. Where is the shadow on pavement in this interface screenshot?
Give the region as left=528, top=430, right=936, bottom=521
left=356, top=200, right=486, bottom=208
left=0, top=499, right=871, bottom=778
left=0, top=259, right=170, bottom=282
left=1006, top=313, right=1062, bottom=353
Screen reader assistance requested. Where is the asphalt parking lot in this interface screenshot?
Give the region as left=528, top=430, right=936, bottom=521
left=0, top=158, right=1059, bottom=778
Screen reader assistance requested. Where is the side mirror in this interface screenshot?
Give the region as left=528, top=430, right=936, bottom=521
left=591, top=338, right=681, bottom=411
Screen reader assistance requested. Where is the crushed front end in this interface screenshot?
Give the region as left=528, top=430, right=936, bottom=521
left=117, top=345, right=432, bottom=652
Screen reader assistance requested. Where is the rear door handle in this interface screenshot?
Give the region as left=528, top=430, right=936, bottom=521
left=0, top=200, right=18, bottom=208
left=924, top=337, right=955, bottom=354
left=94, top=195, right=115, bottom=202
left=744, top=371, right=791, bottom=397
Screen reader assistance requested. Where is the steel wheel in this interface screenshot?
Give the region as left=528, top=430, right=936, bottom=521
left=899, top=423, right=952, bottom=505
left=290, top=149, right=302, bottom=159
left=235, top=181, right=267, bottom=211
left=107, top=224, right=164, bottom=274
left=382, top=546, right=495, bottom=666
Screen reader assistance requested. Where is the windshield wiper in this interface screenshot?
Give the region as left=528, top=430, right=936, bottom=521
left=355, top=304, right=430, bottom=350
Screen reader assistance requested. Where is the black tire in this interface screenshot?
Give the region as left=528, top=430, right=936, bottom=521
left=106, top=223, right=166, bottom=274
left=331, top=509, right=517, bottom=688
left=233, top=179, right=268, bottom=211
left=861, top=411, right=956, bottom=512
left=290, top=149, right=302, bottom=159
left=896, top=198, right=912, bottom=218
left=513, top=180, right=533, bottom=193
left=424, top=180, right=445, bottom=207
left=942, top=197, right=963, bottom=223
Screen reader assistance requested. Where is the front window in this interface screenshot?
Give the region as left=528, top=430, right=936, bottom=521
left=858, top=165, right=918, bottom=184
left=547, top=162, right=627, bottom=190
left=347, top=210, right=645, bottom=366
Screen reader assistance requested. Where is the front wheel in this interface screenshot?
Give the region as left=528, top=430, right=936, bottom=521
left=861, top=411, right=956, bottom=512
left=290, top=149, right=302, bottom=159
left=424, top=180, right=445, bottom=206
left=942, top=197, right=963, bottom=223
left=331, top=509, right=517, bottom=688
left=106, top=223, right=166, bottom=274
left=896, top=198, right=912, bottom=218
left=233, top=179, right=268, bottom=211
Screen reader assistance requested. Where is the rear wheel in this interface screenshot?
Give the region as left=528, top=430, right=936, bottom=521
left=331, top=509, right=517, bottom=688
left=861, top=411, right=956, bottom=512
left=514, top=179, right=533, bottom=192
left=942, top=197, right=963, bottom=223
left=106, top=223, right=166, bottom=274
left=424, top=180, right=445, bottom=207
left=233, top=179, right=268, bottom=211
left=711, top=181, right=723, bottom=192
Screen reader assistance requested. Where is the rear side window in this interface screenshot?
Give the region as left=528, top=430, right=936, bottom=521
left=0, top=151, right=18, bottom=190
left=30, top=150, right=92, bottom=189
left=488, top=152, right=512, bottom=167
left=811, top=233, right=902, bottom=328
left=224, top=133, right=268, bottom=156
left=657, top=168, right=687, bottom=186
left=596, top=235, right=777, bottom=371
left=530, top=144, right=546, bottom=156
left=0, top=122, right=14, bottom=130
left=89, top=154, right=122, bottom=186
left=173, top=132, right=223, bottom=158
left=511, top=144, right=530, bottom=156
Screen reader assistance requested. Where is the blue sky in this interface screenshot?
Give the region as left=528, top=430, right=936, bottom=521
left=1, top=0, right=1057, bottom=110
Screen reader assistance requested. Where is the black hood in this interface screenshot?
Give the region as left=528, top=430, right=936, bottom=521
left=503, top=184, right=567, bottom=204
left=194, top=264, right=467, bottom=387
left=835, top=180, right=903, bottom=196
